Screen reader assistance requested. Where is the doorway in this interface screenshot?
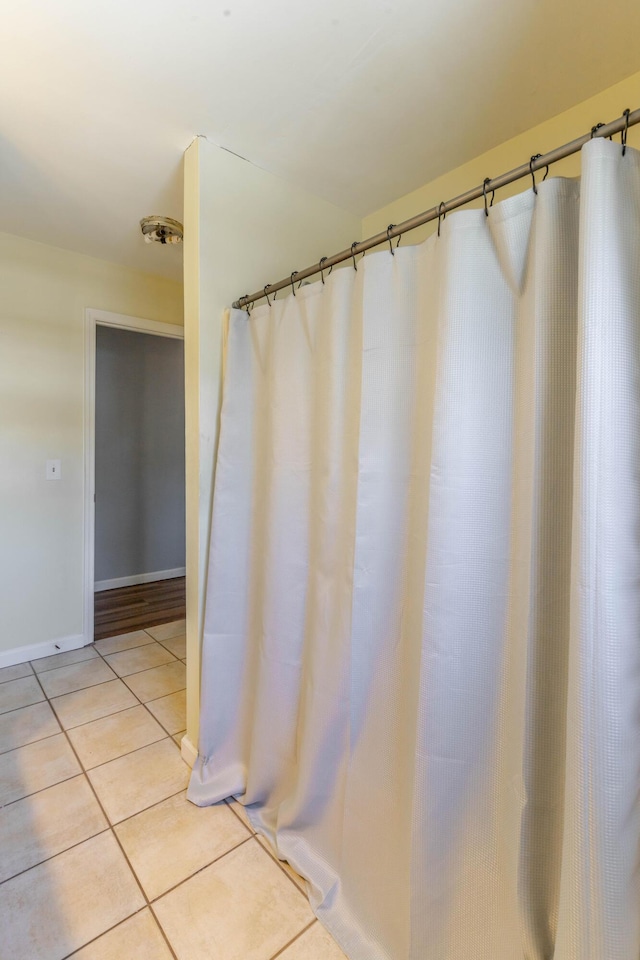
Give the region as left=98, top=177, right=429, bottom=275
left=84, top=309, right=185, bottom=642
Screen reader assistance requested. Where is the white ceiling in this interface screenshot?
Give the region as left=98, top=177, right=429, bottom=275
left=2, top=0, right=639, bottom=281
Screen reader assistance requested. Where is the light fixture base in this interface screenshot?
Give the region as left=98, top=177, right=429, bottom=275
left=140, top=215, right=183, bottom=245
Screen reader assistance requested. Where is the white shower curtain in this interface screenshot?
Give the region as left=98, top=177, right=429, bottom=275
left=188, top=138, right=640, bottom=960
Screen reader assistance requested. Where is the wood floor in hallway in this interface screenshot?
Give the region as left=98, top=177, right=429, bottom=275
left=94, top=577, right=186, bottom=641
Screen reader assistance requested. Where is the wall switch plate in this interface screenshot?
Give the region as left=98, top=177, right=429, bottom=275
left=46, top=459, right=61, bottom=480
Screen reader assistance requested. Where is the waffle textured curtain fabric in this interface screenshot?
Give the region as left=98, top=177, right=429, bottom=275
left=189, top=139, right=640, bottom=960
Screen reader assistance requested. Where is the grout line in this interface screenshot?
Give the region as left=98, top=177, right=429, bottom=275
left=254, top=832, right=310, bottom=899
left=0, top=825, right=112, bottom=889
left=91, top=645, right=187, bottom=748
left=138, top=687, right=186, bottom=705
left=102, top=646, right=181, bottom=677
left=49, top=681, right=186, bottom=734
left=2, top=768, right=87, bottom=811
left=8, top=627, right=318, bottom=960
left=268, top=920, right=318, bottom=960
left=0, top=666, right=35, bottom=684
left=103, top=784, right=189, bottom=827
left=4, top=630, right=184, bottom=959
left=149, top=834, right=254, bottom=903
left=0, top=770, right=82, bottom=810
left=59, top=905, right=151, bottom=960
left=50, top=696, right=146, bottom=732
left=73, top=731, right=170, bottom=773
left=0, top=728, right=63, bottom=758
left=74, top=640, right=182, bottom=960
left=112, top=785, right=189, bottom=828
left=224, top=797, right=258, bottom=836
left=0, top=702, right=81, bottom=809
left=59, top=698, right=183, bottom=746
left=31, top=653, right=100, bottom=676
left=29, top=668, right=180, bottom=960
left=38, top=674, right=117, bottom=699
left=94, top=638, right=155, bottom=655
left=81, top=733, right=175, bottom=774
left=0, top=695, right=47, bottom=718
left=146, top=717, right=185, bottom=741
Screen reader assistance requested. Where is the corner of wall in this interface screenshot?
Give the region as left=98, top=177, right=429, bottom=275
left=182, top=138, right=361, bottom=754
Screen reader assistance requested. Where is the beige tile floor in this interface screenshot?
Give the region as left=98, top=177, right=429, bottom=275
left=0, top=623, right=347, bottom=960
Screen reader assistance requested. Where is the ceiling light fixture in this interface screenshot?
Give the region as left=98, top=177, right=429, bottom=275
left=140, top=215, right=183, bottom=245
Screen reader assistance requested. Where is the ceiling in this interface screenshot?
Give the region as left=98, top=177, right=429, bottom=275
left=2, top=0, right=639, bottom=281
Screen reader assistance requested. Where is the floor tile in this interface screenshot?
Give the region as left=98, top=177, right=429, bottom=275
left=154, top=838, right=313, bottom=960
left=38, top=659, right=116, bottom=699
left=123, top=661, right=186, bottom=702
left=88, top=738, right=189, bottom=824
left=257, top=836, right=307, bottom=892
left=51, top=679, right=138, bottom=730
left=0, top=733, right=81, bottom=805
left=225, top=797, right=257, bottom=834
left=68, top=706, right=166, bottom=769
left=0, top=831, right=145, bottom=960
left=0, top=662, right=33, bottom=684
left=0, top=775, right=108, bottom=883
left=94, top=630, right=154, bottom=657
left=104, top=642, right=175, bottom=677
left=157, top=634, right=186, bottom=659
left=172, top=730, right=186, bottom=746
left=0, top=701, right=60, bottom=754
left=116, top=790, right=249, bottom=900
left=277, top=921, right=348, bottom=959
left=32, top=646, right=98, bottom=674
left=68, top=909, right=174, bottom=960
left=146, top=620, right=185, bottom=642
left=146, top=689, right=186, bottom=735
left=0, top=675, right=45, bottom=715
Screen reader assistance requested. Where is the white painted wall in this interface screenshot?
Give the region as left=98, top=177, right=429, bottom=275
left=183, top=138, right=361, bottom=751
left=0, top=231, right=183, bottom=664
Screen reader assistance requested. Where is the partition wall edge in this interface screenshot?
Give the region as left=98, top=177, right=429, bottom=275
left=183, top=138, right=206, bottom=763
left=182, top=137, right=362, bottom=761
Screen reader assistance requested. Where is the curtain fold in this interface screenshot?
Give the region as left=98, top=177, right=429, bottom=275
left=189, top=138, right=640, bottom=960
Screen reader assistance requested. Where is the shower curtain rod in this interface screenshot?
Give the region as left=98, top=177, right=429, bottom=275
left=233, top=107, right=640, bottom=310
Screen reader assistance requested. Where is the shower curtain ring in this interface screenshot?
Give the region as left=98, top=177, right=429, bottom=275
left=242, top=296, right=251, bottom=315
left=319, top=256, right=328, bottom=283
left=622, top=108, right=631, bottom=156
left=437, top=202, right=446, bottom=237
left=483, top=178, right=492, bottom=217
left=264, top=284, right=272, bottom=306
left=530, top=154, right=542, bottom=194
left=351, top=242, right=359, bottom=271
left=290, top=271, right=298, bottom=296
left=387, top=224, right=396, bottom=255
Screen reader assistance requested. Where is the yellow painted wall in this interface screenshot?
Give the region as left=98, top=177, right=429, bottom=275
left=182, top=138, right=361, bottom=752
left=363, top=71, right=640, bottom=244
left=0, top=231, right=183, bottom=658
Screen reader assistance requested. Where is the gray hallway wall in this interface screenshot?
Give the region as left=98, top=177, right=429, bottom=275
left=95, top=325, right=185, bottom=585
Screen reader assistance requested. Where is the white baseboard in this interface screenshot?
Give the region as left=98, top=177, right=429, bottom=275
left=95, top=567, right=186, bottom=593
left=180, top=735, right=198, bottom=769
left=0, top=633, right=89, bottom=669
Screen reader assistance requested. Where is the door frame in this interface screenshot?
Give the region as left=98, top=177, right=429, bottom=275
left=83, top=308, right=185, bottom=645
